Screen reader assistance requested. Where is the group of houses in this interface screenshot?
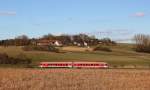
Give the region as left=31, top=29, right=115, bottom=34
left=35, top=37, right=110, bottom=47
left=36, top=39, right=90, bottom=47
left=36, top=39, right=63, bottom=47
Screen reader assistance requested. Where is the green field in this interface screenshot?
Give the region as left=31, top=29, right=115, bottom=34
left=0, top=44, right=150, bottom=68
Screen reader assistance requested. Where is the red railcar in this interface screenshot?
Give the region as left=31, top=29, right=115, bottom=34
left=39, top=62, right=108, bottom=69
left=72, top=62, right=108, bottom=69
left=39, top=62, right=72, bottom=68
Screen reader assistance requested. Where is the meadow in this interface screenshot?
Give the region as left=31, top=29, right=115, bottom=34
left=0, top=68, right=149, bottom=90
left=0, top=44, right=150, bottom=68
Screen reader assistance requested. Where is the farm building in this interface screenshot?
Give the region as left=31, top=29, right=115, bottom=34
left=37, top=39, right=62, bottom=46
left=73, top=41, right=88, bottom=47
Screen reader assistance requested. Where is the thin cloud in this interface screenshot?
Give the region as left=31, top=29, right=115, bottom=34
left=0, top=11, right=16, bottom=16
left=132, top=12, right=145, bottom=17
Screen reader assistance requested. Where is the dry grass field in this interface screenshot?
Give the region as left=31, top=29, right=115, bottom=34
left=0, top=68, right=150, bottom=90
left=62, top=46, right=93, bottom=52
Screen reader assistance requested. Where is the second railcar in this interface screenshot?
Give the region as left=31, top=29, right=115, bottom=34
left=72, top=62, right=108, bottom=69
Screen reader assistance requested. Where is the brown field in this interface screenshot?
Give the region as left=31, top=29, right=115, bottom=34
left=0, top=69, right=150, bottom=90
left=62, top=46, right=93, bottom=52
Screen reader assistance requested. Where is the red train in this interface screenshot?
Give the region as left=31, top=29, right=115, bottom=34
left=39, top=62, right=109, bottom=69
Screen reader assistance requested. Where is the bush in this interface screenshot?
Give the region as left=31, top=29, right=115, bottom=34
left=0, top=53, right=31, bottom=65
left=134, top=45, right=150, bottom=53
left=15, top=53, right=32, bottom=64
left=23, top=45, right=59, bottom=52
left=0, top=53, right=9, bottom=64
left=48, top=45, right=59, bottom=53
left=93, top=45, right=112, bottom=52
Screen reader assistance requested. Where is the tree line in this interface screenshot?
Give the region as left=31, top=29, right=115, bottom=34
left=0, top=34, right=116, bottom=46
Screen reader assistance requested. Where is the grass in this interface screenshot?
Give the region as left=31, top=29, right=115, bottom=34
left=0, top=68, right=150, bottom=90
left=0, top=44, right=150, bottom=67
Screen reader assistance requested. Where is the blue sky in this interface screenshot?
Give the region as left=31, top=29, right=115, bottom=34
left=0, top=0, right=150, bottom=40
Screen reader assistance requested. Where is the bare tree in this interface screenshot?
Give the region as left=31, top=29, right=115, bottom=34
left=15, top=35, right=30, bottom=46
left=133, top=34, right=150, bottom=53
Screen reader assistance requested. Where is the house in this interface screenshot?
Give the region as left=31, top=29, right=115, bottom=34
left=54, top=40, right=63, bottom=46
left=37, top=39, right=62, bottom=46
left=73, top=41, right=88, bottom=47
left=83, top=42, right=88, bottom=46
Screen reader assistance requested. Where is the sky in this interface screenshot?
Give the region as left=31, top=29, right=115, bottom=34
left=0, top=0, right=150, bottom=41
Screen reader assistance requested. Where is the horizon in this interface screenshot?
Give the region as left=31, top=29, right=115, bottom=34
left=0, top=0, right=150, bottom=42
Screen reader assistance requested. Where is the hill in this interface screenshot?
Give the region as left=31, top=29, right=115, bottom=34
left=0, top=43, right=150, bottom=68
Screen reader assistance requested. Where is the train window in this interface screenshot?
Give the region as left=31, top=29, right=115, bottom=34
left=75, top=64, right=78, bottom=66
left=44, top=64, right=48, bottom=66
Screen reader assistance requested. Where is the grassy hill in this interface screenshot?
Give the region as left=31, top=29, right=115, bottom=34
left=0, top=44, right=150, bottom=68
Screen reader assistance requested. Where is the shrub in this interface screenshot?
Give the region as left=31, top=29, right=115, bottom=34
left=0, top=53, right=9, bottom=64
left=15, top=53, right=32, bottom=64
left=48, top=45, right=59, bottom=53
left=93, top=45, right=112, bottom=52
left=23, top=45, right=59, bottom=53
left=0, top=53, right=31, bottom=65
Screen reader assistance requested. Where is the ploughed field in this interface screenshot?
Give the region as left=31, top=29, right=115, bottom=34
left=0, top=68, right=150, bottom=90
